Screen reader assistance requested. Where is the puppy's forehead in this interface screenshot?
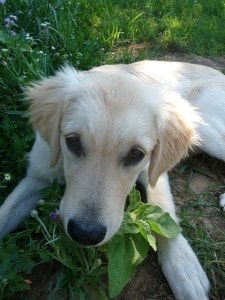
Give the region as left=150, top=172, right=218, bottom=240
left=61, top=72, right=158, bottom=148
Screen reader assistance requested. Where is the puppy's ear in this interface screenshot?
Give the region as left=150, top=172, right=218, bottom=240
left=26, top=66, right=80, bottom=166
left=149, top=93, right=200, bottom=187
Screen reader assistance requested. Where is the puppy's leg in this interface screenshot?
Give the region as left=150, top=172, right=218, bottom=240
left=0, top=177, right=50, bottom=239
left=198, top=123, right=225, bottom=211
left=194, top=86, right=225, bottom=210
left=198, top=120, right=225, bottom=211
left=219, top=194, right=225, bottom=211
left=138, top=171, right=210, bottom=300
left=0, top=133, right=61, bottom=239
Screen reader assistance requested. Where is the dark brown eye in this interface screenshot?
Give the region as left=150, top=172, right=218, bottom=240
left=123, top=147, right=145, bottom=167
left=65, top=134, right=84, bottom=157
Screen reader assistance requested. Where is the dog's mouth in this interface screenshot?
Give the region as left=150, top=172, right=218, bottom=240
left=52, top=182, right=147, bottom=247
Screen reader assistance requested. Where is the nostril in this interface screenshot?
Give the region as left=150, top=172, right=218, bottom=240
left=67, top=218, right=106, bottom=246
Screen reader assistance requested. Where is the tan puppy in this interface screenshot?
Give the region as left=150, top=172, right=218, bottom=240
left=2, top=60, right=225, bottom=299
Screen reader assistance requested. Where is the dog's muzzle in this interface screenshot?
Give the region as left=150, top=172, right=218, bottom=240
left=67, top=217, right=107, bottom=246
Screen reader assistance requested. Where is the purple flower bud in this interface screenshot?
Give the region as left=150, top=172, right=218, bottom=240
left=50, top=211, right=60, bottom=221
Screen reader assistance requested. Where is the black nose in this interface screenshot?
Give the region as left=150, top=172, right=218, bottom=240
left=67, top=218, right=107, bottom=246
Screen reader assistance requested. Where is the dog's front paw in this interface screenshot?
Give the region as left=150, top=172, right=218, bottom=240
left=157, top=234, right=210, bottom=300
left=219, top=193, right=225, bottom=212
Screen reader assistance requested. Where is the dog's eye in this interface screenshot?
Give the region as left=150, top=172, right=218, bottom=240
left=123, top=147, right=145, bottom=166
left=65, top=134, right=84, bottom=157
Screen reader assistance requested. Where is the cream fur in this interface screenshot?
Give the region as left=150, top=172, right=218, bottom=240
left=2, top=60, right=225, bottom=299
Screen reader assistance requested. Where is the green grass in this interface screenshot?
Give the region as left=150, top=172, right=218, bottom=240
left=1, top=0, right=225, bottom=299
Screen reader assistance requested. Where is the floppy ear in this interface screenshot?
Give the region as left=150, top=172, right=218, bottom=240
left=149, top=93, right=200, bottom=187
left=26, top=66, right=80, bottom=166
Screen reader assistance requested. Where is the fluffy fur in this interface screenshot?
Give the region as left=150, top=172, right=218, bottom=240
left=1, top=60, right=225, bottom=299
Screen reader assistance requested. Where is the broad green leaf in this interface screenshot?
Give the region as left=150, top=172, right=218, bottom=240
left=107, top=234, right=149, bottom=298
left=134, top=204, right=181, bottom=238
left=136, top=220, right=157, bottom=251
left=0, top=30, right=14, bottom=44
left=145, top=233, right=156, bottom=251
left=138, top=203, right=166, bottom=220
left=118, top=221, right=139, bottom=235
left=16, top=40, right=32, bottom=52
left=148, top=213, right=181, bottom=238
left=0, top=31, right=31, bottom=52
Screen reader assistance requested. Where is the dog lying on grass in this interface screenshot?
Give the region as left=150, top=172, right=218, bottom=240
left=1, top=60, right=225, bottom=299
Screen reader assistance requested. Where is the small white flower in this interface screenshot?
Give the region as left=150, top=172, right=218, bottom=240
left=38, top=199, right=45, bottom=205
left=95, top=258, right=102, bottom=267
left=4, top=173, right=11, bottom=181
left=31, top=210, right=39, bottom=217
left=9, top=15, right=17, bottom=21
left=25, top=33, right=31, bottom=39
left=41, top=22, right=50, bottom=27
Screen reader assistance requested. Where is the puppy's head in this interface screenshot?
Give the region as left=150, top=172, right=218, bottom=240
left=27, top=66, right=200, bottom=246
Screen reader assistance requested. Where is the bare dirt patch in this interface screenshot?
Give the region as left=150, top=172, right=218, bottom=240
left=157, top=53, right=225, bottom=71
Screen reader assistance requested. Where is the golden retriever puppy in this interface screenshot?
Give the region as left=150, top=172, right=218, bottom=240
left=2, top=60, right=225, bottom=299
